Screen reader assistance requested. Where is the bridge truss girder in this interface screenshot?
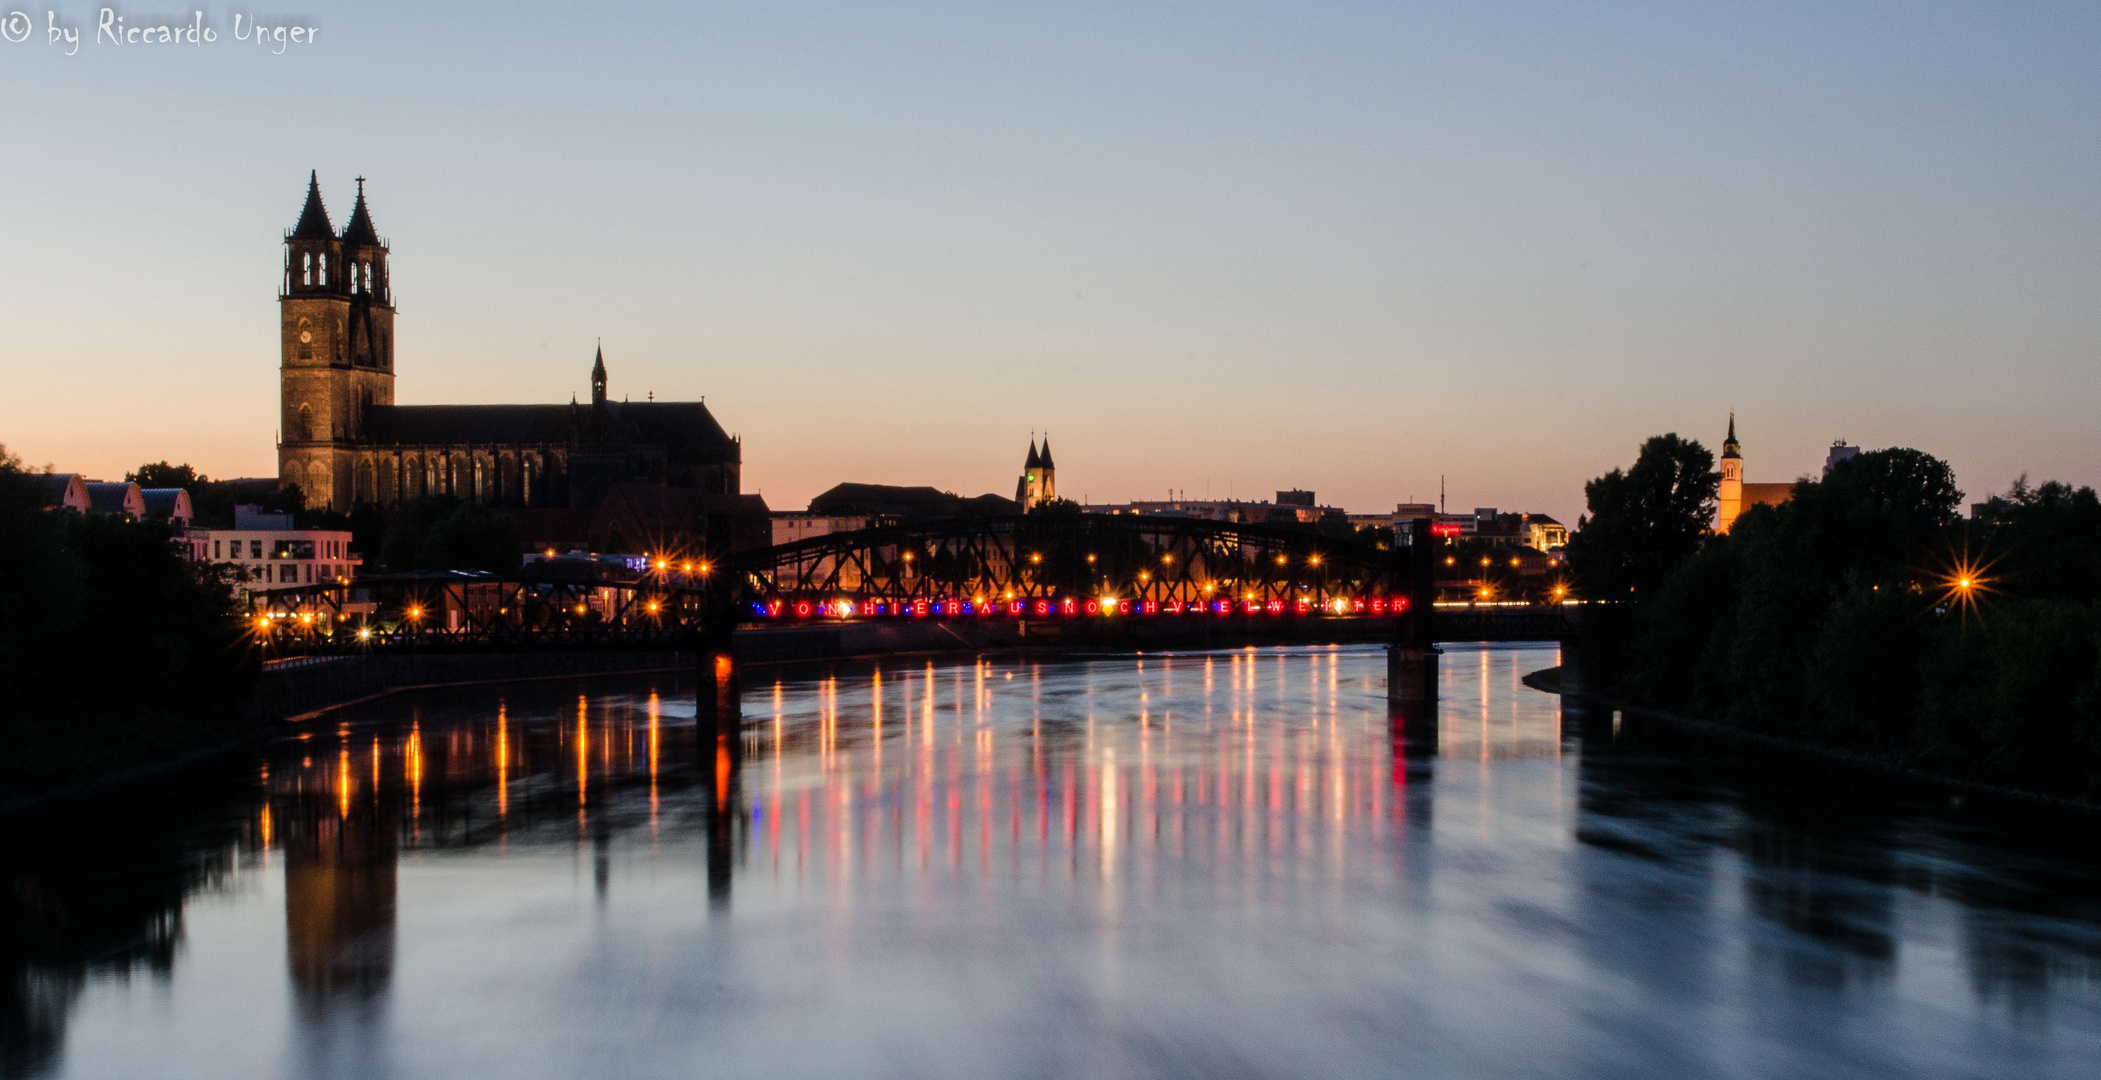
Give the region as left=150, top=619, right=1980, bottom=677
left=252, top=574, right=709, bottom=652
left=735, top=515, right=1408, bottom=612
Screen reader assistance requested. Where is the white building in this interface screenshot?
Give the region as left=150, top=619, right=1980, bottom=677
left=1089, top=490, right=1348, bottom=526
left=196, top=505, right=361, bottom=601
left=771, top=512, right=878, bottom=547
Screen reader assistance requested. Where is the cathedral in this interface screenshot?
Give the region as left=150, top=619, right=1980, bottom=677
left=1014, top=437, right=1056, bottom=510
left=276, top=173, right=742, bottom=513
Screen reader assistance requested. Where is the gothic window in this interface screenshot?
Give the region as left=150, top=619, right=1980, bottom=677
left=302, top=253, right=312, bottom=285
left=318, top=254, right=328, bottom=286
left=293, top=404, right=312, bottom=442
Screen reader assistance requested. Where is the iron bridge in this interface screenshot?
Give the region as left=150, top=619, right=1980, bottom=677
left=246, top=515, right=1574, bottom=655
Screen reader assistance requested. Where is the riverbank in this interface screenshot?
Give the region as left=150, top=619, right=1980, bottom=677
left=0, top=701, right=259, bottom=815
left=1523, top=664, right=2101, bottom=814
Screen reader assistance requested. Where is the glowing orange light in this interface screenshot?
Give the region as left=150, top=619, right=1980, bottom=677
left=1030, top=553, right=1041, bottom=564
left=1937, top=544, right=1999, bottom=622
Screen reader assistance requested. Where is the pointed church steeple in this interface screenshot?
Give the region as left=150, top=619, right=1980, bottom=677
left=1722, top=412, right=1741, bottom=459
left=1038, top=436, right=1054, bottom=470
left=340, top=176, right=381, bottom=248
left=291, top=170, right=334, bottom=239
left=590, top=343, right=608, bottom=406
left=1025, top=439, right=1041, bottom=470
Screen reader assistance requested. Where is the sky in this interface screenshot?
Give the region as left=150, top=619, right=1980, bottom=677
left=2, top=1, right=2097, bottom=525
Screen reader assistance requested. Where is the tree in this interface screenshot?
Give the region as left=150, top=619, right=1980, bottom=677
left=380, top=497, right=521, bottom=573
left=0, top=446, right=85, bottom=714
left=1567, top=433, right=1717, bottom=599
left=1025, top=497, right=1083, bottom=518
left=126, top=461, right=202, bottom=489
left=422, top=503, right=522, bottom=573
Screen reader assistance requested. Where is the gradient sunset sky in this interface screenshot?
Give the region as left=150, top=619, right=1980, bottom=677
left=2, top=1, right=2096, bottom=525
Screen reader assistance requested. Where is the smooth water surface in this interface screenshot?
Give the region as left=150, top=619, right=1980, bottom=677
left=7, top=644, right=2101, bottom=1078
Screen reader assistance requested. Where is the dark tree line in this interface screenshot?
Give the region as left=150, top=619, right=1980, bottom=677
left=1571, top=435, right=2101, bottom=798
left=0, top=449, right=255, bottom=796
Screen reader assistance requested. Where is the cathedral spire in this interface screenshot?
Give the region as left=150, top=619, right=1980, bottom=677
left=291, top=170, right=334, bottom=239
left=591, top=343, right=608, bottom=406
left=340, top=176, right=381, bottom=248
left=1722, top=412, right=1741, bottom=459
left=1038, top=435, right=1054, bottom=470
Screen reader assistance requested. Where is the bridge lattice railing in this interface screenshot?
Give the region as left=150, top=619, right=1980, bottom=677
left=729, top=515, right=1413, bottom=616
left=249, top=572, right=710, bottom=652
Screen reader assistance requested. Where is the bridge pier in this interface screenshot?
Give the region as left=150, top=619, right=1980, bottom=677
left=696, top=562, right=742, bottom=753
left=1387, top=644, right=1440, bottom=706
left=1387, top=646, right=1440, bottom=757
left=697, top=647, right=741, bottom=735
left=1388, top=516, right=1439, bottom=756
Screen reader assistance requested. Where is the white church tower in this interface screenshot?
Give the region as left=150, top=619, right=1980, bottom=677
left=1717, top=413, right=1743, bottom=534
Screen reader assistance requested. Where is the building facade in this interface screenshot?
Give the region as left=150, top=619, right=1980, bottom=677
left=195, top=506, right=361, bottom=602
left=276, top=174, right=742, bottom=513
left=1715, top=415, right=1798, bottom=534
left=1014, top=438, right=1057, bottom=510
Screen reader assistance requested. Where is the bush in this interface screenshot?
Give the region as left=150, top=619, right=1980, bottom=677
left=1575, top=436, right=2101, bottom=795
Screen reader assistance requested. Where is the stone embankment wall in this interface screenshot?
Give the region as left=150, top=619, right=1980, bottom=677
left=254, top=651, right=691, bottom=721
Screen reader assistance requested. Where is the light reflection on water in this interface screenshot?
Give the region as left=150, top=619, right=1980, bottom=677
left=7, top=643, right=2101, bottom=1079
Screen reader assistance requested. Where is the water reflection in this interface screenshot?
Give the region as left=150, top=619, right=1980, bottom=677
left=7, top=645, right=2101, bottom=1078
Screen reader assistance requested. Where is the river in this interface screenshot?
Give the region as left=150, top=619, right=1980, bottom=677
left=5, top=643, right=2100, bottom=1078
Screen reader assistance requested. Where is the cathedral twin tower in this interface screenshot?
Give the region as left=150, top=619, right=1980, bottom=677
left=277, top=174, right=741, bottom=513
left=279, top=171, right=395, bottom=479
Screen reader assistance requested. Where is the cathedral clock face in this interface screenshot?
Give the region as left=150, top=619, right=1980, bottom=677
left=299, top=331, right=313, bottom=344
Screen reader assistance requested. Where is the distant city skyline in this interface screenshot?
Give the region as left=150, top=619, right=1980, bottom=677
left=5, top=2, right=2098, bottom=527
